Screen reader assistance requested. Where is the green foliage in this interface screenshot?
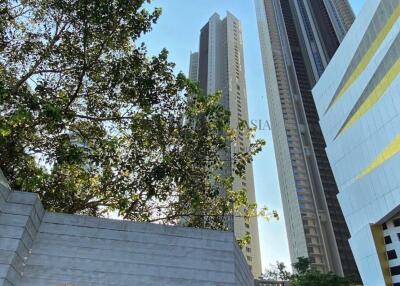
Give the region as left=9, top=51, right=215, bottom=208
left=293, top=256, right=311, bottom=274
left=263, top=261, right=291, bottom=281
left=290, top=257, right=356, bottom=286
left=263, top=258, right=357, bottom=285
left=291, top=270, right=356, bottom=286
left=0, top=0, right=273, bottom=233
left=237, top=231, right=251, bottom=249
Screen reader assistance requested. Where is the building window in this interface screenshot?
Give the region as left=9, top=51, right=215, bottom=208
left=390, top=266, right=400, bottom=276
left=397, top=233, right=400, bottom=241
left=385, top=235, right=392, bottom=244
left=246, top=247, right=251, bottom=253
left=387, top=250, right=397, bottom=260
left=382, top=223, right=387, bottom=230
left=394, top=218, right=400, bottom=227
left=247, top=256, right=252, bottom=261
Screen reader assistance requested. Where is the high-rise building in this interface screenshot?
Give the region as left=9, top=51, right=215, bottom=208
left=189, top=52, right=199, bottom=82
left=255, top=0, right=359, bottom=277
left=313, top=0, right=400, bottom=285
left=189, top=12, right=262, bottom=277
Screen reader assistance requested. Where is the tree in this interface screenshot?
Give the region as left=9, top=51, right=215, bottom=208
left=293, top=257, right=311, bottom=274
left=291, top=271, right=356, bottom=286
left=0, top=0, right=276, bottom=232
left=262, top=258, right=357, bottom=285
left=263, top=261, right=291, bottom=281
left=290, top=257, right=356, bottom=286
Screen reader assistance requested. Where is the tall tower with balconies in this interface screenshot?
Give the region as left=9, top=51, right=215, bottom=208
left=255, top=0, right=359, bottom=279
left=189, top=12, right=262, bottom=277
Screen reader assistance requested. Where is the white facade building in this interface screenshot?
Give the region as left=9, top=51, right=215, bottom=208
left=313, top=0, right=400, bottom=285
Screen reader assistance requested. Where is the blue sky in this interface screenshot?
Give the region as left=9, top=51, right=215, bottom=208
left=142, top=0, right=366, bottom=271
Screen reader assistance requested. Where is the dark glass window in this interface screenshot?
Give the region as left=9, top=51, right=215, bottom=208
left=390, top=265, right=400, bottom=276
left=387, top=250, right=397, bottom=260
left=397, top=233, right=400, bottom=241
left=385, top=235, right=392, bottom=244
left=394, top=218, right=400, bottom=227
left=382, top=223, right=387, bottom=230
left=393, top=283, right=400, bottom=286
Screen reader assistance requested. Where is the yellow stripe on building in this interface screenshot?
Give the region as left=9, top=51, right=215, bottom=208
left=327, top=5, right=400, bottom=111
left=357, top=135, right=400, bottom=180
left=339, top=57, right=400, bottom=136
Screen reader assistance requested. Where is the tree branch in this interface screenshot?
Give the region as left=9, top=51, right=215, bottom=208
left=74, top=114, right=136, bottom=121
left=12, top=21, right=68, bottom=92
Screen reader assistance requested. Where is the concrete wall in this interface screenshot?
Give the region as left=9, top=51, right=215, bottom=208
left=0, top=170, right=45, bottom=286
left=0, top=173, right=253, bottom=286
